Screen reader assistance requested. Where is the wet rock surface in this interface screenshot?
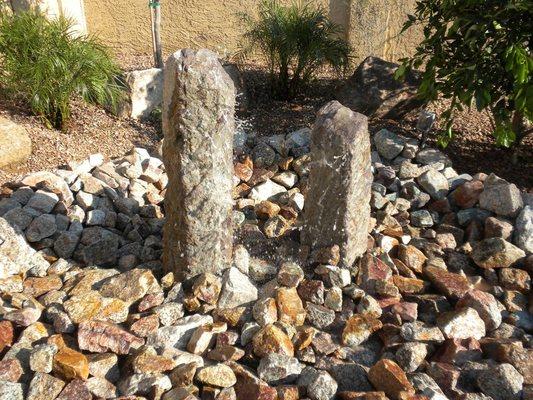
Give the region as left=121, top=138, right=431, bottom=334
left=0, top=104, right=531, bottom=400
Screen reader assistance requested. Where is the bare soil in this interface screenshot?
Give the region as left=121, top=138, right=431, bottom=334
left=0, top=97, right=161, bottom=187
left=1, top=55, right=531, bottom=191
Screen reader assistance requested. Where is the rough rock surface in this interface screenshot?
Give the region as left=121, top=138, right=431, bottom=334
left=302, top=101, right=371, bottom=268
left=0, top=83, right=531, bottom=400
left=0, top=116, right=32, bottom=168
left=162, top=48, right=235, bottom=279
left=336, top=56, right=423, bottom=119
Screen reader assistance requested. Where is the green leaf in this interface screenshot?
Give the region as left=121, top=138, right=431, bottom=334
left=394, top=64, right=407, bottom=81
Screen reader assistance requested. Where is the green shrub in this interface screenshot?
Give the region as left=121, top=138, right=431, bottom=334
left=397, top=0, right=532, bottom=148
left=0, top=10, right=124, bottom=130
left=240, top=0, right=351, bottom=100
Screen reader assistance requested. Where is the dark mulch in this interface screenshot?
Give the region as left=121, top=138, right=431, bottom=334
left=238, top=63, right=533, bottom=191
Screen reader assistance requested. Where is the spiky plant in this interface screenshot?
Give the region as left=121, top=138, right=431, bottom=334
left=0, top=10, right=124, bottom=130
left=240, top=0, right=352, bottom=100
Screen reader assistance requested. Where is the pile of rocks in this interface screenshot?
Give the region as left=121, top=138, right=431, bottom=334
left=1, top=116, right=531, bottom=400
left=0, top=148, right=166, bottom=270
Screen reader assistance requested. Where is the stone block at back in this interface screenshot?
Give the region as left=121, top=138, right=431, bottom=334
left=302, top=101, right=372, bottom=268
left=162, top=49, right=235, bottom=280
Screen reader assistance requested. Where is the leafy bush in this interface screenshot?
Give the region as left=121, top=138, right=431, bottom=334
left=397, top=0, right=532, bottom=148
left=240, top=0, right=351, bottom=100
left=0, top=10, right=124, bottom=130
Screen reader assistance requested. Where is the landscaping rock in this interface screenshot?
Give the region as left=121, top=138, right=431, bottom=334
left=123, top=68, right=163, bottom=119
left=514, top=205, right=532, bottom=253
left=477, top=363, right=523, bottom=400
left=374, top=129, right=405, bottom=160
left=0, top=116, right=31, bottom=168
left=302, top=101, right=371, bottom=268
left=337, top=56, right=422, bottom=119
left=162, top=48, right=235, bottom=279
left=471, top=238, right=525, bottom=269
left=257, top=353, right=302, bottom=384
left=479, top=181, right=524, bottom=217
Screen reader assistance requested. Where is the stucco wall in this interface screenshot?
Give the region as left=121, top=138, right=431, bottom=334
left=347, top=0, right=423, bottom=63
left=85, top=0, right=329, bottom=57
left=84, top=0, right=420, bottom=64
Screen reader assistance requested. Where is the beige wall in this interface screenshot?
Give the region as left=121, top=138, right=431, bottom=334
left=85, top=0, right=327, bottom=57
left=346, top=0, right=423, bottom=62
left=84, top=0, right=420, bottom=64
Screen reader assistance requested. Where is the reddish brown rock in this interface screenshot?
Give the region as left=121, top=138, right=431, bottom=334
left=310, top=245, right=341, bottom=266
left=137, top=292, right=165, bottom=312
left=132, top=347, right=175, bottom=374
left=368, top=359, right=414, bottom=400
left=342, top=314, right=383, bottom=347
left=169, top=362, right=197, bottom=387
left=484, top=217, right=514, bottom=240
left=426, top=362, right=460, bottom=397
left=479, top=339, right=532, bottom=384
left=78, top=320, right=144, bottom=354
left=192, top=273, right=222, bottom=305
left=357, top=254, right=393, bottom=294
left=277, top=385, right=299, bottom=400
left=340, top=392, right=388, bottom=400
left=207, top=345, right=245, bottom=362
left=23, top=275, right=63, bottom=297
left=0, top=359, right=23, bottom=382
left=235, top=161, right=253, bottom=182
left=393, top=276, right=427, bottom=295
left=293, top=326, right=316, bottom=351
left=397, top=245, right=427, bottom=274
left=398, top=393, right=430, bottom=400
left=456, top=289, right=502, bottom=331
left=130, top=314, right=159, bottom=337
left=227, top=361, right=278, bottom=400
left=0, top=320, right=14, bottom=351
left=433, top=338, right=482, bottom=365
left=56, top=379, right=92, bottom=400
left=451, top=180, right=484, bottom=208
left=213, top=307, right=249, bottom=328
left=391, top=302, right=418, bottom=322
left=424, top=266, right=471, bottom=300
left=255, top=201, right=281, bottom=219
left=297, top=280, right=325, bottom=304
left=499, top=268, right=531, bottom=293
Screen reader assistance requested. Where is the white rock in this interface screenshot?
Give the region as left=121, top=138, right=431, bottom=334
left=437, top=307, right=486, bottom=340
left=124, top=68, right=163, bottom=119
left=249, top=180, right=286, bottom=202
left=218, top=267, right=258, bottom=308
left=147, top=314, right=213, bottom=349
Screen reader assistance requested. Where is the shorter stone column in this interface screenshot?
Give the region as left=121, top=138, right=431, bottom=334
left=162, top=49, right=235, bottom=280
left=302, top=101, right=372, bottom=268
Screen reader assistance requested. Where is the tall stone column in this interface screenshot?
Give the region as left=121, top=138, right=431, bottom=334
left=302, top=101, right=371, bottom=268
left=162, top=49, right=235, bottom=280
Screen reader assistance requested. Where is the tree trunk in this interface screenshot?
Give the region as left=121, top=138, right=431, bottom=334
left=510, top=111, right=531, bottom=165
left=150, top=1, right=164, bottom=68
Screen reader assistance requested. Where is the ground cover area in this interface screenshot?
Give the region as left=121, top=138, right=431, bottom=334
left=1, top=58, right=531, bottom=190
left=0, top=54, right=531, bottom=400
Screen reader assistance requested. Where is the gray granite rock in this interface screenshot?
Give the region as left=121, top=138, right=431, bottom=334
left=162, top=49, right=235, bottom=280
left=302, top=101, right=371, bottom=268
